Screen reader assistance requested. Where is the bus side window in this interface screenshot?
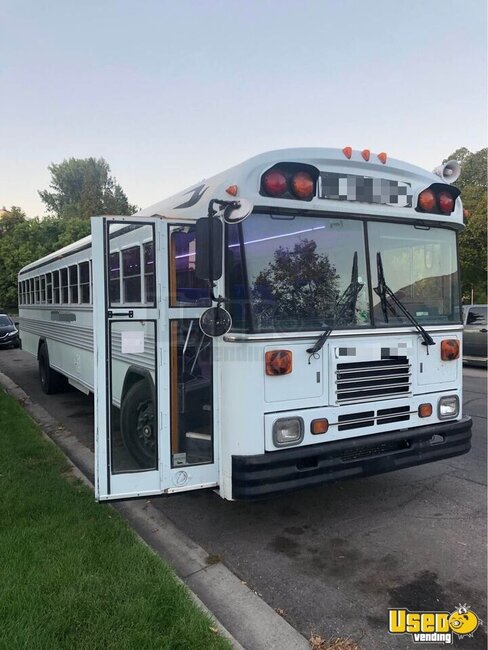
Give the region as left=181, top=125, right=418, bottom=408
left=46, top=273, right=53, bottom=304
left=39, top=275, right=45, bottom=303
left=69, top=265, right=79, bottom=304
left=122, top=246, right=141, bottom=303
left=29, top=278, right=34, bottom=304
left=143, top=242, right=155, bottom=303
left=109, top=252, right=121, bottom=304
left=79, top=261, right=90, bottom=304
left=169, top=226, right=211, bottom=307
left=18, top=282, right=22, bottom=305
left=53, top=271, right=60, bottom=304
left=60, top=268, right=68, bottom=304
left=34, top=277, right=40, bottom=303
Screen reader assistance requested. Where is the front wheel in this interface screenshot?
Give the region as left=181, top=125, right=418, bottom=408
left=120, top=380, right=156, bottom=469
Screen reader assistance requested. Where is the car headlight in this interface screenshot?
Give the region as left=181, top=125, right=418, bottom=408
left=273, top=417, right=304, bottom=447
left=438, top=395, right=459, bottom=420
left=7, top=330, right=17, bottom=337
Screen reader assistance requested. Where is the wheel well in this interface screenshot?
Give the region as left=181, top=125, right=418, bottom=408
left=121, top=368, right=155, bottom=402
left=37, top=338, right=47, bottom=360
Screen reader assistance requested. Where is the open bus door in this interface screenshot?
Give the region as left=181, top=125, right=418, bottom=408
left=92, top=216, right=219, bottom=501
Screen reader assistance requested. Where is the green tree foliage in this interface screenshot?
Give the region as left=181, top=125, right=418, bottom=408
left=39, top=157, right=137, bottom=219
left=0, top=216, right=91, bottom=310
left=252, top=239, right=340, bottom=329
left=0, top=206, right=27, bottom=236
left=445, top=148, right=487, bottom=303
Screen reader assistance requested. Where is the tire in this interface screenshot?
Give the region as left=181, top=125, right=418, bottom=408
left=38, top=344, right=68, bottom=394
left=120, top=380, right=156, bottom=469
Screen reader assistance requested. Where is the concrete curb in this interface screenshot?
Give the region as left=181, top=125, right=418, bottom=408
left=0, top=370, right=309, bottom=650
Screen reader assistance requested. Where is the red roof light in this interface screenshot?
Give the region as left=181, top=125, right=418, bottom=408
left=262, top=169, right=287, bottom=197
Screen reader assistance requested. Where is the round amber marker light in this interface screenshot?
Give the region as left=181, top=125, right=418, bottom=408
left=311, top=419, right=329, bottom=434
left=441, top=339, right=460, bottom=361
left=418, top=403, right=433, bottom=418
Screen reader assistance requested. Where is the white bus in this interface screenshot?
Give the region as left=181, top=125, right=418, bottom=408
left=18, top=147, right=472, bottom=501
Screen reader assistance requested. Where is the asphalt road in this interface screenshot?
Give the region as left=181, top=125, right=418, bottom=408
left=1, top=348, right=486, bottom=649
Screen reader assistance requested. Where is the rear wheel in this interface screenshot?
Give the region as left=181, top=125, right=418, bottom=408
left=38, top=344, right=68, bottom=394
left=120, top=380, right=156, bottom=469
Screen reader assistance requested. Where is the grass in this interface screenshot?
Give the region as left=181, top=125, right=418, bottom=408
left=0, top=388, right=230, bottom=650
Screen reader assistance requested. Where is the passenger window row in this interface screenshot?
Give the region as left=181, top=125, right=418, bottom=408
left=19, top=261, right=92, bottom=306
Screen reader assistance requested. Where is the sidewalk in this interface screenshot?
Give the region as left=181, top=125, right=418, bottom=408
left=0, top=369, right=309, bottom=650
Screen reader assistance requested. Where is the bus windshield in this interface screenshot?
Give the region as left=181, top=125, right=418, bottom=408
left=227, top=213, right=371, bottom=332
left=227, top=213, right=460, bottom=332
left=368, top=221, right=460, bottom=326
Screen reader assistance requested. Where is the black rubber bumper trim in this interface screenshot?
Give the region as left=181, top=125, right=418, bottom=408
left=232, top=416, right=472, bottom=500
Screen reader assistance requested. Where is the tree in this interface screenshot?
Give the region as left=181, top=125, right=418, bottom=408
left=0, top=217, right=91, bottom=310
left=445, top=148, right=487, bottom=303
left=252, top=239, right=340, bottom=329
left=0, top=206, right=26, bottom=236
left=39, top=157, right=137, bottom=219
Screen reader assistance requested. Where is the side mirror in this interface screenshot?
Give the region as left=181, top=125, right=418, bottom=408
left=195, top=217, right=223, bottom=281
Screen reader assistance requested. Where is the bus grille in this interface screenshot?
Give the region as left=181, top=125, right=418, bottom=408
left=335, top=357, right=411, bottom=404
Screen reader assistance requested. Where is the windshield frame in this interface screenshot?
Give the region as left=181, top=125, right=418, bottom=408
left=225, top=210, right=462, bottom=333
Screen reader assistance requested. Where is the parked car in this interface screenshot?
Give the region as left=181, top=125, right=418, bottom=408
left=463, top=304, right=487, bottom=364
left=0, top=314, right=20, bottom=349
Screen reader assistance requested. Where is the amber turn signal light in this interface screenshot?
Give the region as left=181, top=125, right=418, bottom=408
left=311, top=419, right=329, bottom=434
left=265, top=350, right=292, bottom=376
left=418, top=403, right=433, bottom=418
left=225, top=185, right=238, bottom=196
left=441, top=339, right=460, bottom=361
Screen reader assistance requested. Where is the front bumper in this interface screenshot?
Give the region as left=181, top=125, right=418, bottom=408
left=232, top=416, right=472, bottom=500
left=0, top=335, right=19, bottom=347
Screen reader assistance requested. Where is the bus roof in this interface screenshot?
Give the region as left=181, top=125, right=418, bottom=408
left=19, top=147, right=463, bottom=275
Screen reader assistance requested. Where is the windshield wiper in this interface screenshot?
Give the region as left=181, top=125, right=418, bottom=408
left=374, top=252, right=435, bottom=351
left=307, top=252, right=364, bottom=358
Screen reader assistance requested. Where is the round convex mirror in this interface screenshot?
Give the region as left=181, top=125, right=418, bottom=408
left=223, top=199, right=253, bottom=224
left=199, top=306, right=232, bottom=337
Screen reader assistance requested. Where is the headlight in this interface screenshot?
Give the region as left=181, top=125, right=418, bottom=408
left=438, top=395, right=459, bottom=420
left=7, top=330, right=17, bottom=337
left=273, top=417, right=304, bottom=447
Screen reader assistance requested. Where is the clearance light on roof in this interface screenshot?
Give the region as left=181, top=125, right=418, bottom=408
left=377, top=152, right=387, bottom=164
left=342, top=146, right=352, bottom=159
left=225, top=185, right=238, bottom=196
left=361, top=149, right=370, bottom=161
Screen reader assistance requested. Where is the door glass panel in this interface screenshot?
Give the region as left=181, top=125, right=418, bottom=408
left=170, top=320, right=213, bottom=467
left=109, top=320, right=158, bottom=473
left=169, top=225, right=211, bottom=306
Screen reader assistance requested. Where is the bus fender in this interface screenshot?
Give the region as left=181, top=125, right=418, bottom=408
left=121, top=366, right=155, bottom=403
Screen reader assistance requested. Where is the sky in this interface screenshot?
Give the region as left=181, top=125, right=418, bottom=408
left=1, top=0, right=486, bottom=218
